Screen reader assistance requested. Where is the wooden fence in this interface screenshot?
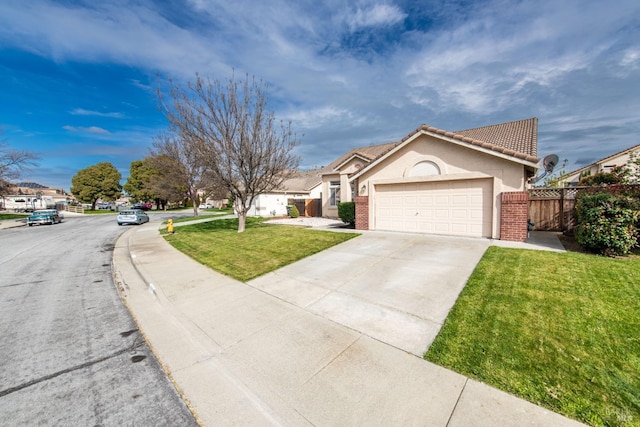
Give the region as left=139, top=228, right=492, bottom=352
left=528, top=187, right=581, bottom=231
left=60, top=204, right=85, bottom=214
left=288, top=198, right=322, bottom=217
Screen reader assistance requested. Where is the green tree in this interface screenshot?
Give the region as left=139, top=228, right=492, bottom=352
left=148, top=133, right=210, bottom=216
left=578, top=166, right=628, bottom=186
left=124, top=159, right=161, bottom=205
left=70, top=162, right=122, bottom=210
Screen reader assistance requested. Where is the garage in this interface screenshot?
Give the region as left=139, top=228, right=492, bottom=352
left=374, top=179, right=493, bottom=238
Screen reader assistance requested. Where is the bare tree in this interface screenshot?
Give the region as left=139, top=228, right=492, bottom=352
left=149, top=132, right=211, bottom=216
left=159, top=73, right=300, bottom=232
left=0, top=134, right=39, bottom=195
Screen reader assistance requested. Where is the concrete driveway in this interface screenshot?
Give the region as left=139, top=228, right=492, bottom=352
left=248, top=231, right=490, bottom=356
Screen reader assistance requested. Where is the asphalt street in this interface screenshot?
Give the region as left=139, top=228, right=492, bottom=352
left=0, top=213, right=198, bottom=426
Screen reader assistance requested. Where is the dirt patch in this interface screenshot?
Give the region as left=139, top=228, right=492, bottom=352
left=557, top=233, right=588, bottom=253
left=558, top=233, right=640, bottom=259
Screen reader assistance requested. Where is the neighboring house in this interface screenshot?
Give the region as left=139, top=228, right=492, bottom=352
left=1, top=181, right=72, bottom=211
left=321, top=118, right=540, bottom=240
left=245, top=169, right=324, bottom=217
left=557, top=143, right=640, bottom=186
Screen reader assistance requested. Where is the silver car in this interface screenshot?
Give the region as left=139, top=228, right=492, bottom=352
left=117, top=209, right=150, bottom=226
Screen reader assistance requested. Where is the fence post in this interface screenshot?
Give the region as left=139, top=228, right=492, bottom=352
left=559, top=188, right=565, bottom=231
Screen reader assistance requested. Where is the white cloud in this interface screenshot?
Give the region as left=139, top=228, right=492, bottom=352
left=346, top=3, right=407, bottom=31
left=620, top=49, right=640, bottom=69
left=285, top=105, right=366, bottom=129
left=70, top=108, right=125, bottom=118
left=63, top=125, right=111, bottom=135
left=2, top=0, right=640, bottom=178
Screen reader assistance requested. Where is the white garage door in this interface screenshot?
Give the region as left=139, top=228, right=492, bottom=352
left=374, top=179, right=493, bottom=238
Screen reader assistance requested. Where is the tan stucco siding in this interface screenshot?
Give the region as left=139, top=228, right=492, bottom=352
left=560, top=150, right=637, bottom=185
left=356, top=134, right=529, bottom=239
left=357, top=134, right=526, bottom=191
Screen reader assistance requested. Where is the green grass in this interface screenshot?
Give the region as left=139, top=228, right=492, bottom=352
left=425, top=247, right=640, bottom=427
left=163, top=217, right=359, bottom=281
left=84, top=209, right=117, bottom=215
left=165, top=211, right=232, bottom=224
left=0, top=213, right=28, bottom=220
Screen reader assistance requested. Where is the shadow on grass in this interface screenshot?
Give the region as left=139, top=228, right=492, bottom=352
left=178, top=217, right=265, bottom=231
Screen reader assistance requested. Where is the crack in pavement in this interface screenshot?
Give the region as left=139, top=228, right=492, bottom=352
left=0, top=340, right=145, bottom=398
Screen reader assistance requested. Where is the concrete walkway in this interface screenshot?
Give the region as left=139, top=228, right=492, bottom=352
left=112, top=224, right=583, bottom=426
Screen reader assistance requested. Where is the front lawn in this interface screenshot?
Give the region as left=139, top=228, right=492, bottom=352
left=84, top=209, right=117, bottom=215
left=0, top=213, right=28, bottom=220
left=166, top=211, right=233, bottom=224
left=425, top=247, right=640, bottom=427
left=163, top=217, right=359, bottom=281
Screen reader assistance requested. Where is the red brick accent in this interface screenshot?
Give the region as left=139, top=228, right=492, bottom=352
left=500, top=192, right=529, bottom=242
left=355, top=196, right=369, bottom=230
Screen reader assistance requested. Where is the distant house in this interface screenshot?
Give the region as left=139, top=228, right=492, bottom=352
left=1, top=181, right=72, bottom=211
left=557, top=143, right=640, bottom=186
left=320, top=118, right=540, bottom=240
left=245, top=169, right=325, bottom=217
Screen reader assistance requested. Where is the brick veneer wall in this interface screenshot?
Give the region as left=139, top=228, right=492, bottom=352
left=500, top=191, right=529, bottom=242
left=355, top=196, right=369, bottom=230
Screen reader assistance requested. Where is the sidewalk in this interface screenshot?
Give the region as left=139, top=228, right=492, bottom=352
left=112, top=224, right=584, bottom=426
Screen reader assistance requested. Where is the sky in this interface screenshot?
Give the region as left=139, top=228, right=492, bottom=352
left=1, top=0, right=639, bottom=192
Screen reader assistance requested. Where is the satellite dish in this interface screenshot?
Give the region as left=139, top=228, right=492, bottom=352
left=543, top=154, right=559, bottom=174
left=530, top=154, right=560, bottom=184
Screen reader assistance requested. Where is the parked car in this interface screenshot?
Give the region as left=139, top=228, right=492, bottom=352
left=132, top=202, right=152, bottom=211
left=198, top=203, right=212, bottom=209
left=27, top=210, right=62, bottom=226
left=96, top=202, right=115, bottom=210
left=117, top=209, right=150, bottom=226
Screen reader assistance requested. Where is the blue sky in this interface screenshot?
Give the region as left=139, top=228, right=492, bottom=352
left=1, top=0, right=639, bottom=191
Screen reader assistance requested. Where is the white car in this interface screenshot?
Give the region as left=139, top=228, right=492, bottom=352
left=198, top=203, right=212, bottom=209
left=117, top=209, right=150, bottom=226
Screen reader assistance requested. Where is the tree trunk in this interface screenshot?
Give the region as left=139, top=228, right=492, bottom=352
left=237, top=211, right=246, bottom=233
left=191, top=195, right=199, bottom=217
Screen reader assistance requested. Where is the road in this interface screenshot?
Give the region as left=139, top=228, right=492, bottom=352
left=0, top=213, right=198, bottom=426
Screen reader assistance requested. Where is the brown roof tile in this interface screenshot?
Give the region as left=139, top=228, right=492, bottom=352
left=331, top=118, right=540, bottom=180
left=279, top=168, right=326, bottom=192
left=402, top=117, right=539, bottom=163
left=326, top=141, right=401, bottom=173
left=455, top=117, right=538, bottom=158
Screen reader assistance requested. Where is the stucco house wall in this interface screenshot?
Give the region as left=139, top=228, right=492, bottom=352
left=353, top=134, right=528, bottom=239
left=246, top=192, right=309, bottom=217
left=319, top=118, right=539, bottom=240
left=559, top=144, right=640, bottom=185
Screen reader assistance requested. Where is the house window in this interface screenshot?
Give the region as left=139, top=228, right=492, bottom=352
left=329, top=181, right=340, bottom=206
left=408, top=161, right=441, bottom=177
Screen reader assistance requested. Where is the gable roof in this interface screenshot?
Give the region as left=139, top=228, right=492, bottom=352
left=325, top=118, right=540, bottom=183
left=404, top=117, right=539, bottom=163
left=325, top=141, right=401, bottom=174
left=278, top=168, right=327, bottom=193
left=455, top=117, right=538, bottom=158
left=562, top=142, right=640, bottom=180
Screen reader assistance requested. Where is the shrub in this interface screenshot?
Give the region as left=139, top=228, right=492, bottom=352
left=289, top=204, right=300, bottom=218
left=338, top=201, right=355, bottom=226
left=574, top=191, right=639, bottom=256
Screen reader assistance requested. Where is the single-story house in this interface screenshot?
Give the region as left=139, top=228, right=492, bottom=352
left=245, top=169, right=324, bottom=217
left=1, top=181, right=72, bottom=211
left=321, top=118, right=541, bottom=241
left=557, top=143, right=640, bottom=186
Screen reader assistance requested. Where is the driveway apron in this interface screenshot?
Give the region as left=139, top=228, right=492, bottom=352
left=248, top=231, right=490, bottom=356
